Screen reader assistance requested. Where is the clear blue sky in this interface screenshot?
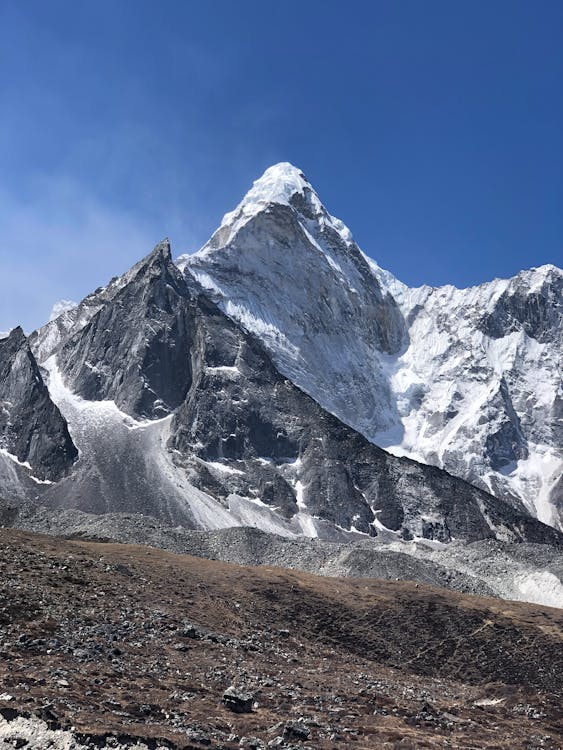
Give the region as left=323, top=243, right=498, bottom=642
left=1, top=0, right=561, bottom=332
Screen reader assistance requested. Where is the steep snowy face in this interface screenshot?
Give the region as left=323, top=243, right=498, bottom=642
left=181, top=163, right=562, bottom=530
left=371, top=263, right=563, bottom=529
left=180, top=163, right=406, bottom=436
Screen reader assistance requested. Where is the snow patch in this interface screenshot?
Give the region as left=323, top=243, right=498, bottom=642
left=294, top=511, right=319, bottom=538
left=0, top=449, right=54, bottom=485
left=513, top=570, right=563, bottom=609
left=200, top=460, right=245, bottom=476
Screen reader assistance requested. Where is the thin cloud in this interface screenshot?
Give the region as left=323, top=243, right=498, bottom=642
left=0, top=175, right=165, bottom=333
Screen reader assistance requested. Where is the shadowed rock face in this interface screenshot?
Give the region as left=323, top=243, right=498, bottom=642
left=0, top=328, right=77, bottom=481
left=58, top=241, right=195, bottom=419
left=484, top=377, right=529, bottom=472
left=478, top=268, right=562, bottom=343
left=164, top=270, right=559, bottom=544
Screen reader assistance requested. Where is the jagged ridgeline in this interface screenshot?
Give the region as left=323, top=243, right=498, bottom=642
left=0, top=163, right=561, bottom=577
left=1, top=222, right=560, bottom=550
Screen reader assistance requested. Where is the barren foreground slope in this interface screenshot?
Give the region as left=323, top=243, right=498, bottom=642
left=0, top=529, right=562, bottom=749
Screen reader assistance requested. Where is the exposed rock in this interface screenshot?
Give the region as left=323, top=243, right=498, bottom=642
left=58, top=240, right=193, bottom=419
left=0, top=327, right=77, bottom=482
left=283, top=720, right=310, bottom=740
left=0, top=528, right=561, bottom=750
left=12, top=239, right=556, bottom=546
left=222, top=686, right=254, bottom=714
left=2, top=497, right=562, bottom=607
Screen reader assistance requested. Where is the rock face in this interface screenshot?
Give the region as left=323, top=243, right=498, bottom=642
left=181, top=163, right=406, bottom=441
left=179, top=162, right=562, bottom=529
left=0, top=328, right=77, bottom=482
left=222, top=686, right=254, bottom=713
left=168, top=277, right=559, bottom=544
left=58, top=240, right=194, bottom=419
left=16, top=238, right=557, bottom=547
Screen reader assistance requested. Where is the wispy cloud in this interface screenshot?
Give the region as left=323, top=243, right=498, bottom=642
left=0, top=175, right=166, bottom=333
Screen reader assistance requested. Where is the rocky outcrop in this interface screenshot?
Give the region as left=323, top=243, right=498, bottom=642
left=57, top=240, right=194, bottom=419
left=478, top=264, right=562, bottom=342
left=0, top=328, right=77, bottom=481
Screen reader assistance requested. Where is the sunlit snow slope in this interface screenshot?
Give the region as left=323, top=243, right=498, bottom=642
left=179, top=163, right=562, bottom=529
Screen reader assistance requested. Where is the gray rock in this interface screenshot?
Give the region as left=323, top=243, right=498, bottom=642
left=20, top=239, right=558, bottom=546
left=0, top=328, right=77, bottom=482
left=222, top=686, right=254, bottom=714
left=283, top=720, right=310, bottom=740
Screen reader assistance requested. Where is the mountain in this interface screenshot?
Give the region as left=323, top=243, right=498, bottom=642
left=1, top=163, right=561, bottom=608
left=0, top=327, right=77, bottom=493
left=179, top=162, right=562, bottom=529
left=370, top=262, right=562, bottom=527
left=14, top=240, right=558, bottom=547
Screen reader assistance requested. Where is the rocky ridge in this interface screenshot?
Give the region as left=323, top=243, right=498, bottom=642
left=17, top=239, right=562, bottom=547
left=1, top=497, right=562, bottom=608
left=0, top=327, right=77, bottom=486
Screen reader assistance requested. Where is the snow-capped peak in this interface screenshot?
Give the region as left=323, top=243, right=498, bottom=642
left=175, top=163, right=357, bottom=274
left=177, top=164, right=562, bottom=531
left=215, top=162, right=353, bottom=249
left=512, top=263, right=561, bottom=293
left=222, top=162, right=311, bottom=222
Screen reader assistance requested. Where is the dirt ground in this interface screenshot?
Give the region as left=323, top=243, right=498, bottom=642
left=0, top=529, right=561, bottom=749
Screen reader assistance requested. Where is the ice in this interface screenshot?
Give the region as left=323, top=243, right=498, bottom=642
left=205, top=365, right=240, bottom=377
left=0, top=448, right=34, bottom=472
left=294, top=480, right=306, bottom=510
left=227, top=494, right=296, bottom=538
left=294, top=511, right=319, bottom=538
left=200, top=460, right=245, bottom=476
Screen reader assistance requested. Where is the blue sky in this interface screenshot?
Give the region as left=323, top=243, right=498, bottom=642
left=0, top=0, right=561, bottom=332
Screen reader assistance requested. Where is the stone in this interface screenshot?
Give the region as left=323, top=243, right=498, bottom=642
left=222, top=686, right=254, bottom=714
left=283, top=720, right=310, bottom=740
